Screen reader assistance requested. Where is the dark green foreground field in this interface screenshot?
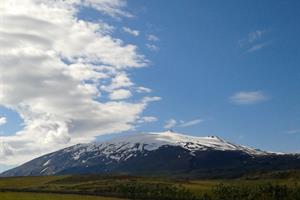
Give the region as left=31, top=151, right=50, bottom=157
left=1, top=170, right=300, bottom=200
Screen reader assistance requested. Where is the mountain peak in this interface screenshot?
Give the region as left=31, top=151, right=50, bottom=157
left=96, top=131, right=266, bottom=156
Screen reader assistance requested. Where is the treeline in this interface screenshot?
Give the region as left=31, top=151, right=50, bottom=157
left=110, top=183, right=197, bottom=200
left=108, top=182, right=300, bottom=200
left=3, top=176, right=300, bottom=200
left=205, top=183, right=300, bottom=200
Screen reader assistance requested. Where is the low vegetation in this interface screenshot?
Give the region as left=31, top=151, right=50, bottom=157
left=0, top=170, right=300, bottom=200
left=0, top=192, right=124, bottom=200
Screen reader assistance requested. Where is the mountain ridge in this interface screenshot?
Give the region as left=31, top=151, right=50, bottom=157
left=2, top=131, right=299, bottom=178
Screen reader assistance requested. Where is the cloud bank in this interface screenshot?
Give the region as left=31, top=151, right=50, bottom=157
left=0, top=0, right=158, bottom=165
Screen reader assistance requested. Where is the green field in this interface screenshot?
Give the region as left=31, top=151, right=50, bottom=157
left=0, top=170, right=300, bottom=200
left=0, top=192, right=125, bottom=200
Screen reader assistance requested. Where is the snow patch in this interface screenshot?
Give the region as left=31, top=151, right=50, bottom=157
left=61, top=131, right=270, bottom=163
left=43, top=159, right=51, bottom=166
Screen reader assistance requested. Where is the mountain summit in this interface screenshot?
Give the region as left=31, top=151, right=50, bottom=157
left=90, top=130, right=269, bottom=157
left=2, top=131, right=300, bottom=178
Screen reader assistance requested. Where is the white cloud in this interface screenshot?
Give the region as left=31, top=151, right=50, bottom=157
left=82, top=0, right=133, bottom=18
left=179, top=119, right=204, bottom=127
left=247, top=42, right=269, bottom=53
left=101, top=72, right=134, bottom=92
left=238, top=30, right=269, bottom=52
left=164, top=118, right=204, bottom=129
left=147, top=34, right=159, bottom=42
left=0, top=0, right=159, bottom=165
left=138, top=116, right=157, bottom=124
left=239, top=30, right=265, bottom=46
left=109, top=89, right=132, bottom=100
left=123, top=27, right=139, bottom=36
left=142, top=96, right=161, bottom=103
left=136, top=86, right=152, bottom=93
left=146, top=44, right=159, bottom=51
left=164, top=119, right=177, bottom=129
left=0, top=117, right=7, bottom=126
left=230, top=91, right=269, bottom=105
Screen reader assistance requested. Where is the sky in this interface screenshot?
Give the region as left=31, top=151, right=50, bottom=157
left=0, top=0, right=300, bottom=172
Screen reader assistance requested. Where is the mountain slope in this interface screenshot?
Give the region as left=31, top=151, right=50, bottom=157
left=2, top=131, right=300, bottom=178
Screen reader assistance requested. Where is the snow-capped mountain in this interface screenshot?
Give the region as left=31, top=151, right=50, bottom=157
left=2, top=131, right=300, bottom=177
left=67, top=130, right=268, bottom=162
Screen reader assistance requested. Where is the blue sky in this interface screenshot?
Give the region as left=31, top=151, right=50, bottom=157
left=0, top=0, right=300, bottom=171
left=106, top=0, right=300, bottom=152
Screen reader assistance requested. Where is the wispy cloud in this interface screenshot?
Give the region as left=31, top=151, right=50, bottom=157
left=0, top=117, right=6, bottom=126
left=164, top=118, right=204, bottom=129
left=286, top=129, right=300, bottom=134
left=138, top=116, right=157, bottom=124
left=146, top=34, right=159, bottom=51
left=179, top=119, right=204, bottom=127
left=230, top=91, right=269, bottom=105
left=82, top=0, right=133, bottom=19
left=239, top=30, right=265, bottom=46
left=238, top=29, right=270, bottom=53
left=123, top=27, right=139, bottom=36
left=147, top=34, right=159, bottom=42
left=136, top=87, right=152, bottom=93
left=164, top=119, right=177, bottom=129
left=146, top=44, right=159, bottom=51
left=247, top=42, right=270, bottom=53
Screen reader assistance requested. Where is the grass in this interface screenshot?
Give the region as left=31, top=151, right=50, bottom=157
left=0, top=192, right=125, bottom=200
left=0, top=176, right=66, bottom=189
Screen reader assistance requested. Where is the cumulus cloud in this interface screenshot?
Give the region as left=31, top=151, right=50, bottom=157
left=109, top=89, right=132, bottom=100
left=123, top=27, right=139, bottom=36
left=0, top=0, right=159, bottom=165
left=0, top=117, right=6, bottom=126
left=230, top=91, right=269, bottom=105
left=101, top=72, right=134, bottom=92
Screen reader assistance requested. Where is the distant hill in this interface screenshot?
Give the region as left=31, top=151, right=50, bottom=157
left=2, top=131, right=300, bottom=178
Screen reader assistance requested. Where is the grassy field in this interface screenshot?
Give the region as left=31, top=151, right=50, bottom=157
left=0, top=192, right=125, bottom=200
left=0, top=170, right=300, bottom=200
